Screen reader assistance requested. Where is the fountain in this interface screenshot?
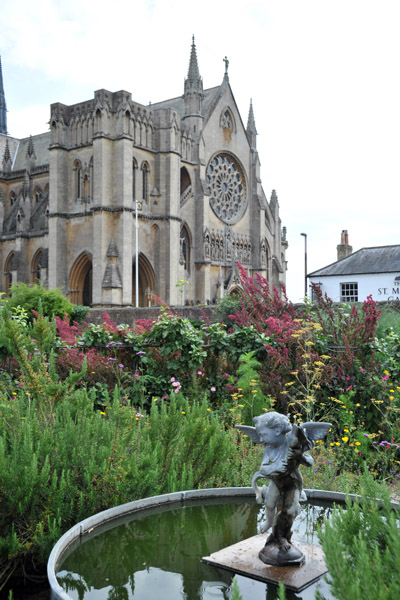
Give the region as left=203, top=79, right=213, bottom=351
left=48, top=412, right=337, bottom=599
left=202, top=413, right=332, bottom=591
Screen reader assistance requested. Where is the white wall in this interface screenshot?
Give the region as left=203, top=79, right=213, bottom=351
left=308, top=272, right=400, bottom=303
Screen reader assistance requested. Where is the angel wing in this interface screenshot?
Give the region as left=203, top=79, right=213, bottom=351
left=301, top=422, right=332, bottom=442
left=235, top=424, right=262, bottom=444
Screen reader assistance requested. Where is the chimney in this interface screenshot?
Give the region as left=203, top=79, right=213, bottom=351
left=337, top=230, right=353, bottom=260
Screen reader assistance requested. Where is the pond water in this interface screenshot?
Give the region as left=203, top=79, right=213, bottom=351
left=56, top=498, right=336, bottom=600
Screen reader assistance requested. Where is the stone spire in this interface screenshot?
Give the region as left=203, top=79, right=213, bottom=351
left=185, top=35, right=202, bottom=90
left=183, top=36, right=204, bottom=130
left=246, top=99, right=257, bottom=148
left=0, top=55, right=7, bottom=134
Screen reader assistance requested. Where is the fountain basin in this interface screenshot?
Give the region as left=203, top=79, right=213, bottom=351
left=48, top=488, right=391, bottom=600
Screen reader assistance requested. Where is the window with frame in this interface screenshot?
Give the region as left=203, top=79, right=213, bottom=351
left=340, top=282, right=358, bottom=302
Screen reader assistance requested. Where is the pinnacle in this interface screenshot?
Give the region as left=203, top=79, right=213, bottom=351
left=187, top=35, right=201, bottom=82
left=247, top=99, right=257, bottom=135
left=26, top=135, right=36, bottom=159
left=3, top=138, right=10, bottom=162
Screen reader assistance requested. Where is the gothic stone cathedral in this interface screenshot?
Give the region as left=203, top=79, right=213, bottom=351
left=0, top=41, right=287, bottom=308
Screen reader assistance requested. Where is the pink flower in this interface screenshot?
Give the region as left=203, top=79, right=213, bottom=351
left=170, top=377, right=175, bottom=383
left=174, top=388, right=180, bottom=394
left=346, top=385, right=352, bottom=391
left=210, top=386, right=216, bottom=392
left=172, top=381, right=180, bottom=387
left=134, top=372, right=139, bottom=378
left=197, top=370, right=203, bottom=376
left=359, top=367, right=365, bottom=372
left=382, top=375, right=389, bottom=381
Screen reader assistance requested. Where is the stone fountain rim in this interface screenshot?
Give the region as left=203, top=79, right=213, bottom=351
left=47, top=486, right=399, bottom=600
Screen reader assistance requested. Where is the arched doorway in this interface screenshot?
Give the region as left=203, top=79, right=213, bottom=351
left=69, top=252, right=93, bottom=306
left=132, top=253, right=155, bottom=307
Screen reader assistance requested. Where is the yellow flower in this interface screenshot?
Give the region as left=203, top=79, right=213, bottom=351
left=335, top=442, right=341, bottom=446
left=207, top=408, right=211, bottom=412
left=384, top=370, right=389, bottom=375
left=344, top=429, right=349, bottom=433
left=342, top=436, right=349, bottom=442
left=182, top=411, right=186, bottom=415
left=100, top=411, right=106, bottom=416
left=355, top=441, right=361, bottom=446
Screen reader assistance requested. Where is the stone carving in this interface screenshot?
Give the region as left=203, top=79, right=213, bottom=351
left=236, top=412, right=331, bottom=566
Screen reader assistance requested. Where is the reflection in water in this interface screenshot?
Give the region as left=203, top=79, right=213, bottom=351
left=57, top=499, right=335, bottom=600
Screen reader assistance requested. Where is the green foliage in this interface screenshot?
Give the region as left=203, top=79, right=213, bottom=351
left=318, top=473, right=400, bottom=600
left=0, top=385, right=260, bottom=590
left=69, top=304, right=89, bottom=324
left=233, top=351, right=270, bottom=424
left=3, top=283, right=76, bottom=322
left=375, top=304, right=400, bottom=337
left=231, top=578, right=244, bottom=600
left=214, top=294, right=242, bottom=327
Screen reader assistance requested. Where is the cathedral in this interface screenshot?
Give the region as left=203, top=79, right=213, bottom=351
left=0, top=40, right=288, bottom=308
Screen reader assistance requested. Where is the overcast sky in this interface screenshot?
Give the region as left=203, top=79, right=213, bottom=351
left=1, top=0, right=399, bottom=303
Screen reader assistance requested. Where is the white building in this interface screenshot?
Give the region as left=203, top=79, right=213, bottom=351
left=308, top=233, right=400, bottom=303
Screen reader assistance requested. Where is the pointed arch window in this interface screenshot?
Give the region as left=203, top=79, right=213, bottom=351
left=34, top=187, right=43, bottom=205
left=180, top=225, right=191, bottom=274
left=132, top=158, right=138, bottom=201
left=74, top=160, right=82, bottom=200
left=89, top=157, right=94, bottom=200
left=141, top=162, right=149, bottom=202
left=9, top=191, right=16, bottom=208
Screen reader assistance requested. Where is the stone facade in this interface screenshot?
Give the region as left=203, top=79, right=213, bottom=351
left=0, top=40, right=288, bottom=307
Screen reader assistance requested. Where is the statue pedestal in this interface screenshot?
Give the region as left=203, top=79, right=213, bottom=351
left=202, top=534, right=328, bottom=592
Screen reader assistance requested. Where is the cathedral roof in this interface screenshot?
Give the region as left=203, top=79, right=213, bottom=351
left=13, top=132, right=50, bottom=170
left=309, top=245, right=400, bottom=277
left=151, top=85, right=220, bottom=118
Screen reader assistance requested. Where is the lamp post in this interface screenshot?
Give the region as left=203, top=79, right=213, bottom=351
left=135, top=200, right=142, bottom=308
left=300, top=233, right=308, bottom=299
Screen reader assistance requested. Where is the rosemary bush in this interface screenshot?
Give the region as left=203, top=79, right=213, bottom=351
left=318, top=473, right=400, bottom=600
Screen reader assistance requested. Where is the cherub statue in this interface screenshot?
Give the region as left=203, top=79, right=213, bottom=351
left=236, top=412, right=331, bottom=566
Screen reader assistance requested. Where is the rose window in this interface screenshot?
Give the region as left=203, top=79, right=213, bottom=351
left=206, top=153, right=247, bottom=224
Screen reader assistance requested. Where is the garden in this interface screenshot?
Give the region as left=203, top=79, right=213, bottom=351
left=0, top=265, right=399, bottom=599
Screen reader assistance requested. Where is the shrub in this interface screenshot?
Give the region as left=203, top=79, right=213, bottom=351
left=318, top=473, right=400, bottom=600
left=0, top=389, right=260, bottom=592
left=3, top=283, right=77, bottom=322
